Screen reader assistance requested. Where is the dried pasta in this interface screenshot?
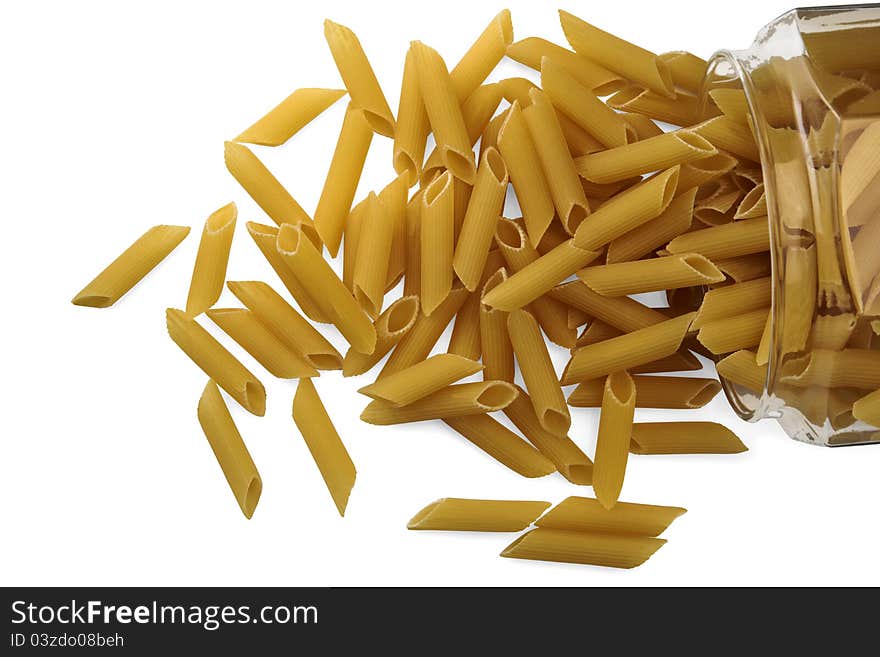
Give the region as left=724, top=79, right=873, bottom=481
left=479, top=269, right=515, bottom=382
left=716, top=350, right=767, bottom=394
left=501, top=527, right=665, bottom=568
left=853, top=389, right=880, bottom=427
left=630, top=422, right=748, bottom=455
left=535, top=496, right=685, bottom=537
left=569, top=375, right=721, bottom=409
left=421, top=171, right=456, bottom=315
left=666, top=216, right=770, bottom=261
left=358, top=354, right=483, bottom=406
left=407, top=498, right=550, bottom=532
left=449, top=10, right=513, bottom=101
left=605, top=188, right=696, bottom=264
left=550, top=281, right=668, bottom=333
left=185, top=204, right=236, bottom=317
left=691, top=277, right=772, bottom=329
left=353, top=192, right=392, bottom=318
left=593, top=372, right=637, bottom=509
left=578, top=253, right=724, bottom=296
left=506, top=37, right=624, bottom=94
left=697, top=308, right=769, bottom=355
left=393, top=47, right=429, bottom=184
left=235, top=87, right=346, bottom=146
left=342, top=295, right=420, bottom=377
left=781, top=349, right=880, bottom=389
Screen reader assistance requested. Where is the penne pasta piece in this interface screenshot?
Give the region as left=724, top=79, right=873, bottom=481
left=72, top=225, right=190, bottom=308
left=224, top=142, right=317, bottom=237
left=165, top=309, right=266, bottom=416
left=715, top=253, right=773, bottom=282
left=606, top=188, right=696, bottom=264
left=443, top=414, right=556, bottom=478
left=692, top=116, right=760, bottom=162
left=575, top=131, right=715, bottom=184
left=660, top=51, right=708, bottom=95
left=226, top=280, right=343, bottom=371
left=575, top=320, right=620, bottom=348
left=558, top=112, right=606, bottom=157
left=531, top=295, right=578, bottom=349
left=709, top=88, right=750, bottom=125
left=630, top=422, right=748, bottom=455
left=292, top=378, right=357, bottom=516
left=573, top=167, right=680, bottom=252
left=358, top=353, right=483, bottom=406
left=500, top=528, right=666, bottom=569
left=453, top=148, right=508, bottom=290
left=666, top=216, right=770, bottom=261
left=550, top=281, right=669, bottom=333
left=313, top=103, right=374, bottom=256
left=841, top=122, right=880, bottom=213
left=506, top=37, right=624, bottom=95
left=561, top=313, right=695, bottom=385
left=697, top=307, right=769, bottom=355
left=498, top=77, right=538, bottom=107
left=353, top=192, right=392, bottom=318
left=393, top=48, right=429, bottom=184
left=692, top=277, right=772, bottom=328
left=503, top=386, right=593, bottom=485
left=421, top=171, right=455, bottom=315
left=630, top=349, right=703, bottom=374
left=852, top=389, right=880, bottom=427
left=536, top=496, right=686, bottom=536
left=407, top=498, right=550, bottom=532
left=622, top=112, right=664, bottom=141
left=447, top=251, right=504, bottom=359
left=361, top=381, right=517, bottom=425
left=569, top=375, right=721, bottom=409
left=206, top=308, right=318, bottom=379
left=343, top=295, right=419, bottom=376
left=323, top=19, right=395, bottom=137
left=497, top=102, right=555, bottom=246
left=411, top=41, right=475, bottom=184
left=403, top=190, right=424, bottom=297
left=342, top=197, right=366, bottom=291
left=275, top=223, right=376, bottom=355
left=197, top=381, right=262, bottom=519
left=676, top=152, right=739, bottom=192
left=578, top=253, right=724, bottom=297
left=479, top=269, right=515, bottom=383
left=451, top=177, right=472, bottom=240
left=185, top=203, right=236, bottom=317
left=507, top=309, right=570, bottom=435
left=524, top=88, right=590, bottom=234
left=383, top=174, right=413, bottom=291
left=734, top=183, right=768, bottom=220
left=380, top=285, right=469, bottom=377
left=781, top=349, right=880, bottom=389
left=607, top=86, right=715, bottom=127
left=449, top=9, right=513, bottom=101
left=780, top=245, right=818, bottom=356
left=755, top=310, right=771, bottom=366
left=593, top=372, right=637, bottom=509
left=810, top=313, right=857, bottom=351
left=235, top=87, right=346, bottom=146
left=559, top=10, right=674, bottom=97
left=716, top=350, right=767, bottom=394
left=541, top=56, right=635, bottom=149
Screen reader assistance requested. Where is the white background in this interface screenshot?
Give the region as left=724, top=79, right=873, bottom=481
left=2, top=0, right=878, bottom=587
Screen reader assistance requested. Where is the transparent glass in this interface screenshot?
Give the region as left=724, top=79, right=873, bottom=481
left=705, top=4, right=880, bottom=445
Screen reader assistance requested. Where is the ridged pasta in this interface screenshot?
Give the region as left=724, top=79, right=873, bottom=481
left=781, top=349, right=880, bottom=389
left=358, top=354, right=483, bottom=406
left=479, top=269, right=515, bottom=382
left=535, top=496, right=685, bottom=536
left=550, top=281, right=669, bottom=333
left=692, top=116, right=760, bottom=162
left=501, top=527, right=665, bottom=568
left=506, top=37, right=624, bottom=94
left=605, top=188, right=696, bottom=264
left=235, top=87, right=346, bottom=147
left=421, top=171, right=456, bottom=315
left=666, top=216, right=770, bottom=261
left=630, top=422, right=748, bottom=454
left=569, top=375, right=721, bottom=409
left=342, top=296, right=420, bottom=377
left=353, top=192, right=392, bottom=318
left=697, top=308, right=769, bottom=355
left=579, top=253, right=724, bottom=296
left=692, top=277, right=772, bottom=329
left=607, top=86, right=714, bottom=127
left=853, top=389, right=880, bottom=427
left=449, top=10, right=513, bottom=101
left=593, top=372, right=637, bottom=509
left=185, top=204, right=237, bottom=317
left=393, top=48, right=429, bottom=184
left=407, top=498, right=550, bottom=532
left=716, top=350, right=767, bottom=394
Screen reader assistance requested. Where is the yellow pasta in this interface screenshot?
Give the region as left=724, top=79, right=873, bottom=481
left=622, top=111, right=664, bottom=140
left=380, top=285, right=469, bottom=376
left=503, top=386, right=593, bottom=485
left=342, top=295, right=420, bottom=377
left=809, top=313, right=857, bottom=351
left=716, top=350, right=767, bottom=394
left=697, top=308, right=769, bottom=355
left=708, top=88, right=750, bottom=124
left=781, top=349, right=880, bottom=389
left=524, top=88, right=590, bottom=234
left=421, top=171, right=455, bottom=315
left=449, top=9, right=513, bottom=101
left=479, top=269, right=515, bottom=383
left=535, top=496, right=686, bottom=536
left=506, top=37, right=624, bottom=94
left=660, top=50, right=708, bottom=94
left=676, top=152, right=738, bottom=192
left=352, top=192, right=392, bottom=318
left=575, top=131, right=715, bottom=184
left=500, top=528, right=666, bottom=568
left=575, top=320, right=621, bottom=348
left=361, top=381, right=517, bottom=425
left=185, top=203, right=237, bottom=317
left=541, top=56, right=635, bottom=149
left=498, top=76, right=538, bottom=107
left=715, top=253, right=772, bottom=282
left=226, top=280, right=343, bottom=371
left=606, top=188, right=696, bottom=264
left=630, top=422, right=748, bottom=455
left=852, top=389, right=880, bottom=427
left=165, top=308, right=266, bottom=416
left=780, top=245, right=818, bottom=356
left=551, top=281, right=669, bottom=333
left=448, top=251, right=504, bottom=359
left=692, top=277, right=772, bottom=329
left=573, top=167, right=680, bottom=252
left=292, top=378, right=357, bottom=516
left=607, top=86, right=714, bottom=127
left=313, top=103, right=374, bottom=256
left=383, top=173, right=412, bottom=290
left=402, top=190, right=424, bottom=297
left=631, top=349, right=702, bottom=374
left=559, top=10, right=674, bottom=97
left=223, top=142, right=317, bottom=236
left=442, top=414, right=556, bottom=478
left=407, top=498, right=550, bottom=532
left=235, top=87, right=346, bottom=146
left=206, top=308, right=318, bottom=379
left=579, top=253, right=724, bottom=297
left=497, top=102, right=555, bottom=246
left=692, top=116, right=761, bottom=162
left=734, top=183, right=768, bottom=220
left=393, top=47, right=429, bottom=184
left=562, top=313, right=695, bottom=385
left=558, top=112, right=605, bottom=157
left=568, top=375, right=721, bottom=409
left=666, top=216, right=770, bottom=261
left=841, top=122, right=880, bottom=213
left=453, top=148, right=508, bottom=290
left=507, top=309, right=570, bottom=435
left=410, top=41, right=475, bottom=184
left=72, top=225, right=190, bottom=308
left=323, top=19, right=395, bottom=137
left=275, top=223, right=376, bottom=355
left=358, top=354, right=483, bottom=406
left=197, top=381, right=262, bottom=519
left=593, top=372, right=636, bottom=510
left=342, top=197, right=366, bottom=291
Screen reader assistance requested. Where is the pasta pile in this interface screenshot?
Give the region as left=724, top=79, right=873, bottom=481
left=72, top=8, right=878, bottom=569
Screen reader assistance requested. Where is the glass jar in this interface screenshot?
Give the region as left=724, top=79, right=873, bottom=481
left=704, top=4, right=880, bottom=446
